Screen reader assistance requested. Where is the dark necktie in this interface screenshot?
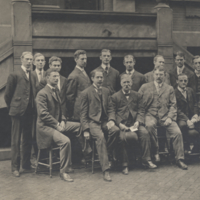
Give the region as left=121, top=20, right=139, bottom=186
left=124, top=93, right=130, bottom=97
left=105, top=66, right=108, bottom=74
left=97, top=88, right=102, bottom=96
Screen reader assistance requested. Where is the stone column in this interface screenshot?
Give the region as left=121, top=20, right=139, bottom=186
left=11, top=0, right=32, bottom=70
left=155, top=0, right=173, bottom=73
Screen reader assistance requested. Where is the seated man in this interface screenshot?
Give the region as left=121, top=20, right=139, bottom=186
left=109, top=74, right=157, bottom=174
left=36, top=68, right=80, bottom=182
left=80, top=69, right=120, bottom=182
left=139, top=65, right=187, bottom=170
left=175, top=73, right=200, bottom=154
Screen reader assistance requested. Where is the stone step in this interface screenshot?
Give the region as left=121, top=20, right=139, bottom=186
left=0, top=148, right=11, bottom=161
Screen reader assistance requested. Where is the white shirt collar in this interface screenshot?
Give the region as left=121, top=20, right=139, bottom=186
left=21, top=65, right=28, bottom=73
left=122, top=89, right=130, bottom=95
left=76, top=65, right=85, bottom=72
left=154, top=81, right=163, bottom=89
left=93, top=83, right=102, bottom=91
left=126, top=69, right=135, bottom=75
left=35, top=68, right=43, bottom=76
left=101, top=63, right=110, bottom=70
left=47, top=84, right=55, bottom=90
left=178, top=86, right=186, bottom=93
left=177, top=65, right=185, bottom=74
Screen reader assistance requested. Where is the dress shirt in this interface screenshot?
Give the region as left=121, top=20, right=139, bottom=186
left=101, top=63, right=110, bottom=73
left=93, top=83, right=102, bottom=94
left=154, top=81, right=163, bottom=94
left=35, top=68, right=44, bottom=82
left=178, top=86, right=187, bottom=99
left=122, top=89, right=130, bottom=100
left=126, top=69, right=135, bottom=76
left=76, top=65, right=88, bottom=77
left=57, top=76, right=61, bottom=91
left=177, top=65, right=185, bottom=75
left=21, top=65, right=29, bottom=79
left=195, top=70, right=200, bottom=78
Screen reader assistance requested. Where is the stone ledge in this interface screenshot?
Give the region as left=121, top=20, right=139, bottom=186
left=0, top=148, right=11, bottom=161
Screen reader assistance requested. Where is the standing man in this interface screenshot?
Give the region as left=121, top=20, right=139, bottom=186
left=139, top=65, right=187, bottom=170
left=66, top=50, right=91, bottom=121
left=120, top=55, right=146, bottom=92
left=4, top=52, right=35, bottom=177
left=36, top=68, right=79, bottom=182
left=80, top=69, right=120, bottom=181
left=175, top=73, right=200, bottom=154
left=145, top=55, right=171, bottom=85
left=170, top=51, right=195, bottom=89
left=109, top=74, right=156, bottom=175
left=94, top=49, right=120, bottom=95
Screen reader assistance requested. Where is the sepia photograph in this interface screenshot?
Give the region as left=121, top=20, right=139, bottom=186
left=0, top=0, right=200, bottom=199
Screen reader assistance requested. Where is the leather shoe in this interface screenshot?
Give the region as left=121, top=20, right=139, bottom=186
left=154, top=154, right=160, bottom=162
left=103, top=171, right=112, bottom=182
left=60, top=173, right=74, bottom=182
left=122, top=167, right=129, bottom=175
left=142, top=161, right=157, bottom=169
left=66, top=167, right=74, bottom=173
left=13, top=170, right=20, bottom=177
left=20, top=168, right=33, bottom=173
left=176, top=160, right=188, bottom=170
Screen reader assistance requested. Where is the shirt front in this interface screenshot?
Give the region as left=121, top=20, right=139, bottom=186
left=177, top=65, right=185, bottom=75
left=57, top=76, right=61, bottom=91
left=35, top=68, right=44, bottom=82
left=126, top=69, right=135, bottom=76
left=101, top=63, right=110, bottom=73
left=178, top=86, right=187, bottom=99
left=21, top=65, right=29, bottom=79
left=122, top=89, right=130, bottom=100
left=93, top=83, right=102, bottom=93
left=154, top=81, right=163, bottom=94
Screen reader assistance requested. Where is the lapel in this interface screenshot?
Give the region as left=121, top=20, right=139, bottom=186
left=20, top=67, right=29, bottom=82
left=120, top=90, right=128, bottom=103
left=176, top=88, right=187, bottom=103
left=45, top=85, right=60, bottom=103
left=75, top=67, right=90, bottom=82
left=158, top=83, right=167, bottom=97
left=91, top=85, right=100, bottom=102
left=185, top=88, right=191, bottom=103
left=60, top=75, right=64, bottom=92
left=102, top=88, right=107, bottom=112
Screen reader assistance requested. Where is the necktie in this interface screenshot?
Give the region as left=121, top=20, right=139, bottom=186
left=178, top=67, right=182, bottom=75
left=97, top=88, right=102, bottom=95
left=38, top=71, right=42, bottom=82
left=105, top=66, right=108, bottom=74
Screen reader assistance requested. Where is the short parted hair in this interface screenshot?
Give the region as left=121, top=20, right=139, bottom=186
left=123, top=55, right=135, bottom=62
left=21, top=51, right=33, bottom=60
left=175, top=51, right=185, bottom=59
left=74, top=50, right=86, bottom=60
left=153, top=65, right=166, bottom=73
left=177, top=73, right=188, bottom=80
left=49, top=56, right=62, bottom=65
left=153, top=55, right=164, bottom=63
left=46, top=68, right=59, bottom=77
left=192, top=55, right=200, bottom=64
left=33, top=53, right=45, bottom=61
left=101, top=49, right=111, bottom=56
left=90, top=68, right=104, bottom=78
left=120, top=74, right=132, bottom=82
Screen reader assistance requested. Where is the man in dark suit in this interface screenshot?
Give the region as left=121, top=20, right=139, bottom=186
left=66, top=50, right=91, bottom=121
left=36, top=68, right=80, bottom=182
left=31, top=53, right=46, bottom=164
left=94, top=49, right=120, bottom=95
left=145, top=55, right=171, bottom=85
left=175, top=73, right=200, bottom=154
left=4, top=52, right=35, bottom=177
left=139, top=65, right=187, bottom=170
left=80, top=69, right=120, bottom=181
left=170, top=51, right=195, bottom=89
left=109, top=74, right=156, bottom=174
left=120, top=55, right=146, bottom=92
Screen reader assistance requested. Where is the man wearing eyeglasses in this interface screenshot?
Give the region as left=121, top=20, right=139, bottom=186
left=175, top=73, right=200, bottom=154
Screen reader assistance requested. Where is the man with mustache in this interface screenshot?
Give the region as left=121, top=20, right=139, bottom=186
left=139, top=65, right=187, bottom=170
left=175, top=73, right=200, bottom=154
left=109, top=74, right=156, bottom=175
left=80, top=69, right=120, bottom=181
left=120, top=55, right=146, bottom=92
left=94, top=49, right=120, bottom=95
left=4, top=52, right=35, bottom=177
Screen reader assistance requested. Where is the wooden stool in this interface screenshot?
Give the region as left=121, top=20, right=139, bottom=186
left=35, top=146, right=60, bottom=178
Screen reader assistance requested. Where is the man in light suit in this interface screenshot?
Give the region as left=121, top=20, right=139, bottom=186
left=66, top=50, right=91, bottom=121
left=36, top=68, right=80, bottom=182
left=139, top=65, right=187, bottom=170
left=120, top=55, right=146, bottom=92
left=94, top=49, right=120, bottom=95
left=145, top=55, right=171, bottom=85
left=109, top=74, right=156, bottom=175
left=31, top=53, right=46, bottom=164
left=80, top=69, right=120, bottom=181
left=175, top=73, right=200, bottom=154
left=170, top=51, right=195, bottom=89
left=4, top=52, right=35, bottom=177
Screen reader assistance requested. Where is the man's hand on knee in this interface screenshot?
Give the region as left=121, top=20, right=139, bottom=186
left=84, top=131, right=90, bottom=140
left=164, top=118, right=172, bottom=127
left=106, top=120, right=115, bottom=130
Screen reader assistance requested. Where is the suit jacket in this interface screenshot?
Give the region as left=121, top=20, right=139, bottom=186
left=36, top=85, right=66, bottom=149
left=170, top=66, right=195, bottom=89
left=80, top=85, right=111, bottom=132
left=121, top=70, right=146, bottom=92
left=145, top=70, right=171, bottom=85
left=95, top=66, right=120, bottom=95
left=138, top=82, right=177, bottom=123
left=36, top=75, right=69, bottom=119
left=109, top=90, right=145, bottom=126
left=175, top=87, right=198, bottom=122
left=66, top=67, right=91, bottom=120
left=4, top=67, right=35, bottom=116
